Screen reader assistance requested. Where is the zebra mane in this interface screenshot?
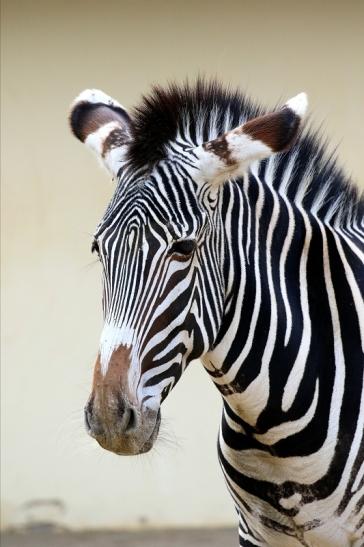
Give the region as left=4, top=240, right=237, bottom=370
left=128, top=79, right=363, bottom=227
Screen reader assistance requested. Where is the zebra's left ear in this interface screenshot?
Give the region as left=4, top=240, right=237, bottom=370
left=69, top=89, right=131, bottom=178
left=195, top=93, right=308, bottom=184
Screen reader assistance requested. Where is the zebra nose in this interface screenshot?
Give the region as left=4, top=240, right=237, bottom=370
left=84, top=395, right=139, bottom=438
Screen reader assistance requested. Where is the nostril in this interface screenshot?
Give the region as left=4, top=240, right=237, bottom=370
left=125, top=407, right=137, bottom=432
left=117, top=396, right=137, bottom=433
left=84, top=397, right=95, bottom=431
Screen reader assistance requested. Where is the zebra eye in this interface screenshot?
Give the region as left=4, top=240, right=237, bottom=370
left=91, top=239, right=100, bottom=255
left=169, top=239, right=196, bottom=257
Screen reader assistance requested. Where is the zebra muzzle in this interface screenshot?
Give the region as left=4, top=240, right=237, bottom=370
left=85, top=350, right=160, bottom=455
left=84, top=393, right=160, bottom=455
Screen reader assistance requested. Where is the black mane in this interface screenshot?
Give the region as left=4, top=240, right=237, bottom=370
left=127, top=79, right=363, bottom=227
left=128, top=79, right=262, bottom=170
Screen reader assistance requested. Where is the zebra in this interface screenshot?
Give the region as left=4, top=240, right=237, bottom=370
left=69, top=80, right=364, bottom=546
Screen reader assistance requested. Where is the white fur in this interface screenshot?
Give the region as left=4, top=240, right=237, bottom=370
left=85, top=122, right=128, bottom=176
left=279, top=493, right=302, bottom=510
left=195, top=134, right=272, bottom=184
left=285, top=92, right=308, bottom=118
left=99, top=322, right=135, bottom=375
left=84, top=121, right=121, bottom=156
left=194, top=146, right=229, bottom=183
left=71, top=88, right=126, bottom=111
left=226, top=131, right=272, bottom=165
left=105, top=145, right=129, bottom=176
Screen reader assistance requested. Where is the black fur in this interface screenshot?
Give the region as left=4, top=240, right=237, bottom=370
left=127, top=79, right=363, bottom=227
left=128, top=79, right=261, bottom=170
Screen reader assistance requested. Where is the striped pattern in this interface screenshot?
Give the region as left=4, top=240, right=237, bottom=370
left=74, top=81, right=364, bottom=546
left=206, top=162, right=364, bottom=546
left=95, top=158, right=224, bottom=400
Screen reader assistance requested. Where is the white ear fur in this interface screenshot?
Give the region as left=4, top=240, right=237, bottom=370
left=285, top=92, right=308, bottom=118
left=69, top=89, right=131, bottom=178
left=194, top=92, right=308, bottom=183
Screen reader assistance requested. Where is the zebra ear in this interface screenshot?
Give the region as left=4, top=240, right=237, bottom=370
left=195, top=93, right=308, bottom=183
left=69, top=89, right=131, bottom=178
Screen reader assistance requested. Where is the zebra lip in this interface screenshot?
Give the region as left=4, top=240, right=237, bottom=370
left=139, top=409, right=161, bottom=454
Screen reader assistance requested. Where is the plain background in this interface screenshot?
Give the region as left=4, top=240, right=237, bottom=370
left=2, top=0, right=364, bottom=531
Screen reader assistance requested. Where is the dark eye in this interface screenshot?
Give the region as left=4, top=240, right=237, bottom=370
left=169, top=239, right=196, bottom=256
left=91, top=239, right=100, bottom=255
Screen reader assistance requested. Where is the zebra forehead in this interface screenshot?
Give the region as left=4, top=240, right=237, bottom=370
left=97, top=196, right=183, bottom=239
left=97, top=175, right=205, bottom=240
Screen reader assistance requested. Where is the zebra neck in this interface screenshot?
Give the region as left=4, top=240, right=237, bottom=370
left=204, top=166, right=361, bottom=432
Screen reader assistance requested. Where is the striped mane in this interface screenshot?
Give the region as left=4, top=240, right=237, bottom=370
left=128, top=79, right=363, bottom=228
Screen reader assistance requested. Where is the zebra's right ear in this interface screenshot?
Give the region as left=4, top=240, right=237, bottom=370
left=194, top=93, right=308, bottom=184
left=69, top=89, right=131, bottom=179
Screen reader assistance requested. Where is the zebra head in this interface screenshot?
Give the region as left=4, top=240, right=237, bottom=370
left=70, top=84, right=306, bottom=455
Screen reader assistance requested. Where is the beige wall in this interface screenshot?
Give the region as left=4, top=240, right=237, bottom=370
left=2, top=0, right=364, bottom=530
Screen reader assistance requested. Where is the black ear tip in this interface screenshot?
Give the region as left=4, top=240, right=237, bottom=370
left=272, top=92, right=307, bottom=152
left=278, top=108, right=302, bottom=150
